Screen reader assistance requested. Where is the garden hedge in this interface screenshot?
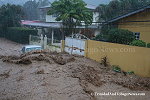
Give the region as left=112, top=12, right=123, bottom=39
left=130, top=40, right=146, bottom=47
left=147, top=43, right=150, bottom=48
left=6, top=27, right=37, bottom=44
left=108, top=28, right=135, bottom=45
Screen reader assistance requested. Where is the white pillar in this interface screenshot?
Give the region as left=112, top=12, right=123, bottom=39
left=51, top=29, right=54, bottom=45
left=44, top=35, right=47, bottom=49
left=40, top=34, right=44, bottom=48
left=29, top=35, right=31, bottom=45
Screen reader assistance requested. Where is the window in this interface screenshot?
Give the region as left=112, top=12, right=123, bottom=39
left=133, top=32, right=140, bottom=40
left=52, top=13, right=58, bottom=17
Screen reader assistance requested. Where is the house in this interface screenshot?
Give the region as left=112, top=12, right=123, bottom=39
left=39, top=4, right=99, bottom=24
left=38, top=4, right=100, bottom=38
left=22, top=4, right=100, bottom=42
left=108, top=5, right=150, bottom=43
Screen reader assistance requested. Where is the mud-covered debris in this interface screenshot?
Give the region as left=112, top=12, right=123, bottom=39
left=67, top=57, right=75, bottom=63
left=72, top=65, right=103, bottom=87
left=51, top=56, right=66, bottom=65
left=0, top=51, right=75, bottom=65
left=0, top=71, right=10, bottom=79
left=0, top=55, right=4, bottom=59
left=99, top=68, right=150, bottom=91
left=36, top=69, right=45, bottom=74
left=15, top=58, right=32, bottom=65
left=16, top=76, right=24, bottom=82
left=113, top=76, right=150, bottom=91
left=2, top=55, right=20, bottom=62
left=83, top=88, right=96, bottom=100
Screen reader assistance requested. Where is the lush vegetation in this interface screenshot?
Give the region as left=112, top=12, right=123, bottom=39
left=108, top=28, right=135, bottom=44
left=130, top=40, right=146, bottom=47
left=0, top=4, right=38, bottom=44
left=94, top=28, right=135, bottom=45
left=97, top=0, right=150, bottom=21
left=147, top=43, right=150, bottom=48
left=0, top=4, right=24, bottom=37
left=95, top=0, right=150, bottom=48
left=0, top=28, right=5, bottom=37
left=48, top=0, right=93, bottom=37
left=6, top=27, right=37, bottom=44
left=0, top=4, right=24, bottom=28
left=23, top=0, right=50, bottom=20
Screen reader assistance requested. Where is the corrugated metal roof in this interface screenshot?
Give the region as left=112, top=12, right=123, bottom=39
left=108, top=5, right=150, bottom=23
left=21, top=20, right=62, bottom=28
left=21, top=20, right=98, bottom=29
left=39, top=4, right=97, bottom=10
left=39, top=5, right=51, bottom=9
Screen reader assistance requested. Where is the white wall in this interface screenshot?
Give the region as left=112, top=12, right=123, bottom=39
left=46, top=12, right=99, bottom=24
left=46, top=15, right=62, bottom=22
left=93, top=12, right=99, bottom=24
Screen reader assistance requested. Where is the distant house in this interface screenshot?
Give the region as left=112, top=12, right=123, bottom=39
left=108, top=5, right=150, bottom=43
left=22, top=4, right=100, bottom=40
left=39, top=4, right=99, bottom=25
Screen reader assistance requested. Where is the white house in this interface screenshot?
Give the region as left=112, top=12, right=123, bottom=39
left=22, top=4, right=100, bottom=41
left=39, top=4, right=99, bottom=25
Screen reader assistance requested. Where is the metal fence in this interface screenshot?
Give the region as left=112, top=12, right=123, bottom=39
left=29, top=35, right=42, bottom=46
left=29, top=34, right=62, bottom=52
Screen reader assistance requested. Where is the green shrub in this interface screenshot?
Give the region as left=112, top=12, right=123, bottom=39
left=130, top=40, right=146, bottom=47
left=127, top=71, right=134, bottom=75
left=93, top=34, right=109, bottom=42
left=147, top=43, right=150, bottom=48
left=0, top=27, right=5, bottom=37
left=6, top=27, right=37, bottom=44
left=112, top=65, right=121, bottom=73
left=108, top=28, right=135, bottom=45
left=93, top=28, right=135, bottom=44
left=108, top=29, right=135, bottom=44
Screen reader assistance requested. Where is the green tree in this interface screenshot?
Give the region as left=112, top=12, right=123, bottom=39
left=23, top=0, right=39, bottom=20
left=23, top=0, right=50, bottom=20
left=38, top=0, right=50, bottom=7
left=0, top=4, right=24, bottom=37
left=0, top=4, right=24, bottom=27
left=47, top=0, right=93, bottom=38
left=97, top=0, right=150, bottom=21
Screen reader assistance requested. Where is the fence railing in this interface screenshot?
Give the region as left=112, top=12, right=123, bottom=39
left=29, top=35, right=42, bottom=46
left=29, top=34, right=62, bottom=52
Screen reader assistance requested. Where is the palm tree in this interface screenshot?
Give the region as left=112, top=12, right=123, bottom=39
left=47, top=0, right=93, bottom=38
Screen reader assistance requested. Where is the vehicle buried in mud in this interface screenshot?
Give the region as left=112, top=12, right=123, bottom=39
left=21, top=45, right=43, bottom=53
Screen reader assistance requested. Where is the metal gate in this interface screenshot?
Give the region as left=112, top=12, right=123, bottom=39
left=65, top=34, right=88, bottom=55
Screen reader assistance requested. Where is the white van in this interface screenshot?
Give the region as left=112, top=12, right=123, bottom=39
left=21, top=45, right=42, bottom=53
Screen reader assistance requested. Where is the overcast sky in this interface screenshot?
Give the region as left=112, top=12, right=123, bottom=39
left=1, top=0, right=111, bottom=6
left=84, top=0, right=111, bottom=6
left=44, top=0, right=111, bottom=6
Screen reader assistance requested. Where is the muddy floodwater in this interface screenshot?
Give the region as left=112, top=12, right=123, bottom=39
left=0, top=38, right=150, bottom=100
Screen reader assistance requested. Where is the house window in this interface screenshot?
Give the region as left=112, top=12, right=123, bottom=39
left=133, top=32, right=140, bottom=40
left=52, top=14, right=58, bottom=17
